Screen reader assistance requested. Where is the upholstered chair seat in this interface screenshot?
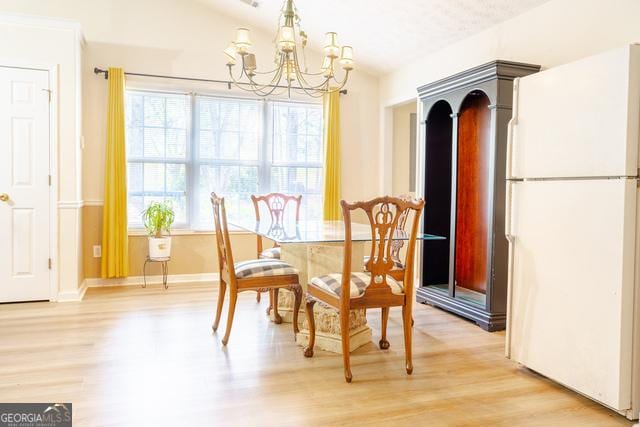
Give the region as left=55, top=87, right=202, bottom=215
left=234, top=259, right=297, bottom=279
left=310, top=272, right=404, bottom=298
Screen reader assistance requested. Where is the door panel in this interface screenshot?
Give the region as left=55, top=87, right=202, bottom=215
left=0, top=66, right=50, bottom=302
left=512, top=45, right=640, bottom=178
left=508, top=179, right=635, bottom=410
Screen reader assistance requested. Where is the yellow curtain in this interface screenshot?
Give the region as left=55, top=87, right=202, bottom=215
left=101, top=67, right=129, bottom=278
left=322, top=90, right=341, bottom=220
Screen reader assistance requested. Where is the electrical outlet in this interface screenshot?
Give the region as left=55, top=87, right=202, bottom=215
left=93, top=245, right=102, bottom=258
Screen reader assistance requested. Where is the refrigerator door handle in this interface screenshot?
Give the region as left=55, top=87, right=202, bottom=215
left=505, top=77, right=520, bottom=181
left=504, top=78, right=519, bottom=357
left=505, top=180, right=516, bottom=358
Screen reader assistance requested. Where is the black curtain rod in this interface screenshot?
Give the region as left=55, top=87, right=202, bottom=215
left=93, top=67, right=347, bottom=95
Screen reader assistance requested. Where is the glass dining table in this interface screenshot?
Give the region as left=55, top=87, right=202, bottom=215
left=230, top=217, right=445, bottom=354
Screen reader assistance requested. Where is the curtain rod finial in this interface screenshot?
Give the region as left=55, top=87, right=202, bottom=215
left=94, top=67, right=108, bottom=79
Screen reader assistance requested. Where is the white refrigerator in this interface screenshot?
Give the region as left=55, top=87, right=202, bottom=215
left=505, top=44, right=640, bottom=420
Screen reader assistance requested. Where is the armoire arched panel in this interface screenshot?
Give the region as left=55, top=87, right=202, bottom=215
left=423, top=100, right=453, bottom=287
left=455, top=91, right=491, bottom=295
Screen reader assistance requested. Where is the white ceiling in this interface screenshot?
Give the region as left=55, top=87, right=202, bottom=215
left=198, top=0, right=551, bottom=75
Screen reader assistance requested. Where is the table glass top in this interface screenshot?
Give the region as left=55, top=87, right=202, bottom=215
left=229, top=219, right=446, bottom=244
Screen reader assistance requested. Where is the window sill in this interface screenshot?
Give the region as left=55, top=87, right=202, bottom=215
left=127, top=229, right=253, bottom=237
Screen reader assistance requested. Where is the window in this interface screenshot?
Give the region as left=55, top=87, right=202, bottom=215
left=125, top=90, right=323, bottom=229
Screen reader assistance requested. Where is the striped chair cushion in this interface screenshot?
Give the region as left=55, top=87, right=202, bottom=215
left=363, top=255, right=404, bottom=270
left=310, top=272, right=404, bottom=298
left=259, top=247, right=281, bottom=259
left=234, top=259, right=298, bottom=279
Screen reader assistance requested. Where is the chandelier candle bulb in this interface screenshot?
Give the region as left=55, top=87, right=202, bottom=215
left=278, top=26, right=296, bottom=52
left=339, top=46, right=354, bottom=70
left=286, top=59, right=297, bottom=81
left=244, top=53, right=257, bottom=76
left=224, top=44, right=238, bottom=65
left=321, top=56, right=333, bottom=77
left=234, top=28, right=252, bottom=53
left=323, top=32, right=340, bottom=58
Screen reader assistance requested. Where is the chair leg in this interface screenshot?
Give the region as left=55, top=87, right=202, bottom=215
left=379, top=307, right=390, bottom=349
left=272, top=288, right=283, bottom=324
left=340, top=308, right=353, bottom=383
left=212, top=280, right=227, bottom=332
left=266, top=289, right=274, bottom=315
left=402, top=305, right=413, bottom=374
left=291, top=285, right=302, bottom=336
left=221, top=291, right=238, bottom=346
left=256, top=290, right=261, bottom=303
left=303, top=300, right=316, bottom=358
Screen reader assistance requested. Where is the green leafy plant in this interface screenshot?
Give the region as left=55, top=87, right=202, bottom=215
left=142, top=201, right=175, bottom=238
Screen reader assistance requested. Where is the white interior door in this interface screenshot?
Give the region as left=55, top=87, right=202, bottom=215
left=511, top=44, right=640, bottom=179
left=508, top=178, right=636, bottom=411
left=0, top=66, right=51, bottom=302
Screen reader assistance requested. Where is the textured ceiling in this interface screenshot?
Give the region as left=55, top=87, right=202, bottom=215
left=199, top=0, right=551, bottom=75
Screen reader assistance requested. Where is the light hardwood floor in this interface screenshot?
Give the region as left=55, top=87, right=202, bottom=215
left=0, top=283, right=633, bottom=426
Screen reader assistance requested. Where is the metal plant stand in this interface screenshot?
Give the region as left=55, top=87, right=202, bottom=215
left=143, top=256, right=170, bottom=289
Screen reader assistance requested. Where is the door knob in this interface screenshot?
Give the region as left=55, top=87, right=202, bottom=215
left=0, top=193, right=9, bottom=202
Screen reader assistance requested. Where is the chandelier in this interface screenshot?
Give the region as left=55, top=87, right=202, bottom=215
left=223, top=0, right=354, bottom=98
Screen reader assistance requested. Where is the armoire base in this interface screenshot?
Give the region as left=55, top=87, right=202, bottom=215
left=416, top=287, right=506, bottom=332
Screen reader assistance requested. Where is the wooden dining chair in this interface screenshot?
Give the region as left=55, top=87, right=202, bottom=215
left=303, top=196, right=424, bottom=382
left=210, top=193, right=302, bottom=345
left=250, top=193, right=302, bottom=308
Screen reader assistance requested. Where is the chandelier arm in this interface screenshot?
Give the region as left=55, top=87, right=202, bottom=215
left=329, top=69, right=351, bottom=90
left=290, top=57, right=332, bottom=92
left=246, top=64, right=287, bottom=96
left=291, top=48, right=327, bottom=88
left=227, top=64, right=284, bottom=96
left=291, top=86, right=327, bottom=98
left=252, top=52, right=287, bottom=75
left=245, top=61, right=285, bottom=92
left=234, top=54, right=286, bottom=93
left=287, top=75, right=332, bottom=98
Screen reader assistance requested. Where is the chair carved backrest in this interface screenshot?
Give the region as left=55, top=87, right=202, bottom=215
left=211, top=193, right=237, bottom=286
left=250, top=193, right=302, bottom=255
left=341, top=196, right=425, bottom=308
left=390, top=195, right=412, bottom=265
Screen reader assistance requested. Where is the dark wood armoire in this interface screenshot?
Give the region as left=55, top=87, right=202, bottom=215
left=416, top=61, right=540, bottom=331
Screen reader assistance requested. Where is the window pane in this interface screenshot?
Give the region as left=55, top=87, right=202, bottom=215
left=166, top=128, right=187, bottom=159
left=128, top=163, right=143, bottom=193
left=126, top=91, right=323, bottom=230
left=128, top=195, right=144, bottom=226
left=195, top=164, right=258, bottom=228
left=126, top=91, right=190, bottom=227
left=144, top=96, right=164, bottom=127
left=197, top=96, right=260, bottom=162
left=272, top=102, right=323, bottom=164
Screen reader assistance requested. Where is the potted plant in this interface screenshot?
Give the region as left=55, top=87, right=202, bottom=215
left=142, top=200, right=175, bottom=259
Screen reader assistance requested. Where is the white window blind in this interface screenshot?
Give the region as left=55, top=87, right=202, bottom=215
left=125, top=90, right=323, bottom=230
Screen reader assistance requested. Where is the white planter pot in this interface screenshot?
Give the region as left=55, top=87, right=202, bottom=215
left=148, top=236, right=172, bottom=259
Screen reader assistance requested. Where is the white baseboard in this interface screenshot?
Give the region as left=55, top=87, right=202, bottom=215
left=82, top=272, right=219, bottom=289
left=56, top=273, right=218, bottom=302
left=57, top=280, right=88, bottom=302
